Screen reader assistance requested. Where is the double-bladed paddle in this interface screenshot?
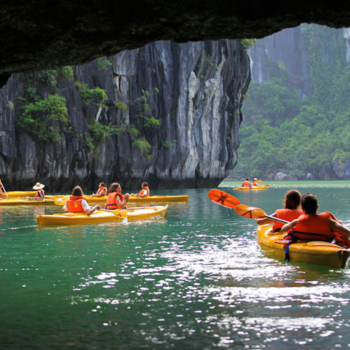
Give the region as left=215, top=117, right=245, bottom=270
left=208, top=189, right=289, bottom=224
left=208, top=189, right=241, bottom=209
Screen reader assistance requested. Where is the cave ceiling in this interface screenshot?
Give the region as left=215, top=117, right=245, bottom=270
left=1, top=1, right=350, bottom=87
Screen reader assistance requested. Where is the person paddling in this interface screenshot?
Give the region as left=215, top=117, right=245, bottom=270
left=256, top=189, right=304, bottom=232
left=105, top=183, right=129, bottom=210
left=130, top=182, right=150, bottom=198
left=92, top=182, right=108, bottom=197
left=252, top=178, right=259, bottom=186
left=280, top=193, right=350, bottom=244
left=26, top=182, right=45, bottom=200
left=241, top=178, right=251, bottom=188
left=62, top=186, right=100, bottom=215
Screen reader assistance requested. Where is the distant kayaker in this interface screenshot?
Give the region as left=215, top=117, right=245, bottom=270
left=130, top=182, right=150, bottom=198
left=241, top=179, right=251, bottom=188
left=26, top=182, right=45, bottom=200
left=105, top=182, right=129, bottom=210
left=62, top=186, right=101, bottom=215
left=91, top=182, right=108, bottom=197
left=252, top=178, right=259, bottom=186
left=255, top=189, right=303, bottom=232
left=280, top=193, right=350, bottom=243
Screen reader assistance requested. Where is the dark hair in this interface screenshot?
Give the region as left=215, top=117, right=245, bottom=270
left=72, top=185, right=83, bottom=196
left=246, top=178, right=249, bottom=180
left=301, top=193, right=318, bottom=214
left=99, top=182, right=106, bottom=187
left=109, top=182, right=120, bottom=193
left=142, top=182, right=148, bottom=188
left=282, top=189, right=302, bottom=210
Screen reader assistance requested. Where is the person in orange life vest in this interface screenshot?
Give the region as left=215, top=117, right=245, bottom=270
left=280, top=193, right=350, bottom=242
left=130, top=182, right=150, bottom=198
left=26, top=182, right=45, bottom=200
left=62, top=186, right=101, bottom=215
left=105, top=182, right=129, bottom=210
left=0, top=183, right=4, bottom=194
left=255, top=189, right=304, bottom=232
left=241, top=178, right=251, bottom=187
left=252, top=178, right=259, bottom=186
left=92, top=182, right=108, bottom=197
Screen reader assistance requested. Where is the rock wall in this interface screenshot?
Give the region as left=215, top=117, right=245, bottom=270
left=0, top=40, right=250, bottom=191
left=249, top=26, right=310, bottom=98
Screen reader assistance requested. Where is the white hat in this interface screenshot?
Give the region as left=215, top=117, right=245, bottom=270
left=254, top=178, right=258, bottom=181
left=33, top=182, right=45, bottom=190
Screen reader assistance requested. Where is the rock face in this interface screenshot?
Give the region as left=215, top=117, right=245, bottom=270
left=249, top=27, right=310, bottom=98
left=0, top=40, right=250, bottom=191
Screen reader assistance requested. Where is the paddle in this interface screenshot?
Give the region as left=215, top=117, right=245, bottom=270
left=0, top=179, right=8, bottom=197
left=234, top=204, right=289, bottom=224
left=208, top=189, right=241, bottom=209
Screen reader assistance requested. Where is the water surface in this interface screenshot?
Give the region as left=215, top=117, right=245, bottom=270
left=1, top=182, right=350, bottom=348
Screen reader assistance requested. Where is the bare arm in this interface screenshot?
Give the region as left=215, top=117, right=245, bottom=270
left=255, top=212, right=277, bottom=225
left=84, top=205, right=101, bottom=216
left=280, top=219, right=298, bottom=233
left=330, top=219, right=350, bottom=239
left=116, top=193, right=129, bottom=208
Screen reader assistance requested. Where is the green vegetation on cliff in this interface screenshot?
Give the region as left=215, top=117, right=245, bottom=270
left=234, top=25, right=350, bottom=179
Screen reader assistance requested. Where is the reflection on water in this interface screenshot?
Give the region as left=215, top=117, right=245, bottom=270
left=1, top=186, right=350, bottom=348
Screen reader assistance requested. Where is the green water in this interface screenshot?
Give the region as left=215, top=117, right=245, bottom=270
left=1, top=183, right=350, bottom=348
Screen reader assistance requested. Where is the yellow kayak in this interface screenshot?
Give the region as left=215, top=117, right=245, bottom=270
left=233, top=186, right=269, bottom=191
left=54, top=194, right=189, bottom=205
left=36, top=205, right=168, bottom=225
left=0, top=197, right=55, bottom=205
left=257, top=224, right=350, bottom=268
left=0, top=191, right=57, bottom=198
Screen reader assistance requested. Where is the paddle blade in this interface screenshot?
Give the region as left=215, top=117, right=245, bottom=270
left=234, top=204, right=267, bottom=219
left=54, top=197, right=67, bottom=206
left=256, top=179, right=262, bottom=183
left=208, top=190, right=241, bottom=209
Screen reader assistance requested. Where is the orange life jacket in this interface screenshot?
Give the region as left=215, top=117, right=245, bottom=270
left=105, top=193, right=124, bottom=209
left=35, top=189, right=45, bottom=198
left=252, top=181, right=258, bottom=186
left=242, top=181, right=251, bottom=187
left=139, top=186, right=150, bottom=197
left=272, top=209, right=304, bottom=232
left=66, top=196, right=85, bottom=213
left=0, top=186, right=3, bottom=194
left=97, top=186, right=107, bottom=196
left=293, top=212, right=333, bottom=242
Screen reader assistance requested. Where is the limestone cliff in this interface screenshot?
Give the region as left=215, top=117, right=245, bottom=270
left=0, top=40, right=250, bottom=190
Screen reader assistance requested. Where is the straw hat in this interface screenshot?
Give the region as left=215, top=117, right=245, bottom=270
left=33, top=182, right=45, bottom=190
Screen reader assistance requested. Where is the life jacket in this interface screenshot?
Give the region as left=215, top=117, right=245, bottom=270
left=242, top=181, right=251, bottom=187
left=97, top=186, right=107, bottom=196
left=66, top=196, right=84, bottom=213
left=278, top=211, right=350, bottom=261
left=35, top=189, right=45, bottom=199
left=139, top=186, right=150, bottom=197
left=272, top=209, right=304, bottom=232
left=252, top=181, right=258, bottom=186
left=105, top=193, right=124, bottom=209
left=292, top=213, right=333, bottom=242
left=0, top=186, right=3, bottom=194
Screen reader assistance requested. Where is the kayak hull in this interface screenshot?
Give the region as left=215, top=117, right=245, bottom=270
left=257, top=224, right=350, bottom=268
left=37, top=205, right=168, bottom=225
left=234, top=186, right=268, bottom=191
left=0, top=198, right=55, bottom=205
left=54, top=195, right=189, bottom=205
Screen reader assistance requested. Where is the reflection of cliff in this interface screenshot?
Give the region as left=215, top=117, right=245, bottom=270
left=0, top=40, right=250, bottom=190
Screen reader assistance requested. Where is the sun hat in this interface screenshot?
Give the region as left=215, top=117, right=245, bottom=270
left=33, top=182, right=45, bottom=190
left=254, top=178, right=258, bottom=181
